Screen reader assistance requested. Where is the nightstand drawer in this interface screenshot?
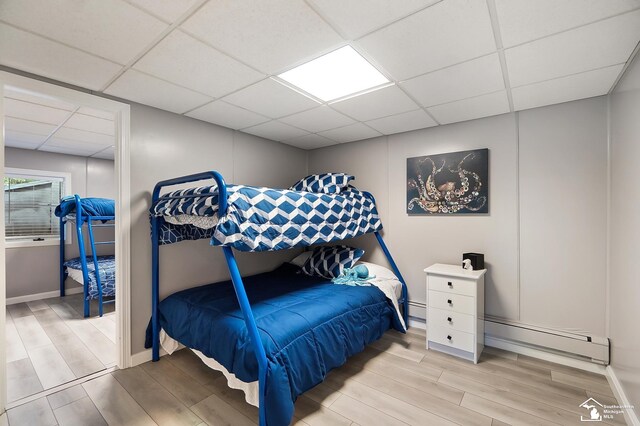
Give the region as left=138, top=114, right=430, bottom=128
left=429, top=275, right=476, bottom=297
left=428, top=290, right=475, bottom=314
left=428, top=327, right=475, bottom=353
left=429, top=307, right=475, bottom=333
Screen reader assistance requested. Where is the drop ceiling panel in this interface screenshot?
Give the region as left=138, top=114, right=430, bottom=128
left=45, top=136, right=109, bottom=151
left=4, top=139, right=41, bottom=150
left=134, top=31, right=264, bottom=98
left=4, top=130, right=46, bottom=149
left=5, top=90, right=76, bottom=112
left=330, top=85, right=419, bottom=121
left=40, top=144, right=104, bottom=157
left=91, top=146, right=116, bottom=160
left=400, top=54, right=505, bottom=107
left=279, top=106, right=355, bottom=133
left=53, top=127, right=115, bottom=146
left=127, top=0, right=198, bottom=23
left=76, top=107, right=114, bottom=121
left=0, top=0, right=168, bottom=64
left=242, top=121, right=309, bottom=142
left=186, top=100, right=270, bottom=130
left=318, top=123, right=381, bottom=143
left=427, top=91, right=510, bottom=124
left=65, top=113, right=115, bottom=136
left=4, top=117, right=57, bottom=137
left=506, top=10, right=640, bottom=87
left=365, top=109, right=437, bottom=135
left=308, top=0, right=439, bottom=39
left=512, top=65, right=624, bottom=111
left=357, top=0, right=496, bottom=80
left=104, top=69, right=213, bottom=114
left=182, top=0, right=343, bottom=74
left=495, top=0, right=640, bottom=48
left=283, top=134, right=336, bottom=150
left=0, top=23, right=122, bottom=91
left=3, top=98, right=71, bottom=126
left=223, top=79, right=319, bottom=119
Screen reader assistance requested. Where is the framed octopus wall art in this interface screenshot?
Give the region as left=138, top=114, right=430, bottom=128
left=407, top=148, right=489, bottom=215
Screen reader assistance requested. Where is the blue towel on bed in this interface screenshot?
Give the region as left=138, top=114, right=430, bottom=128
left=144, top=263, right=403, bottom=426
left=55, top=196, right=115, bottom=218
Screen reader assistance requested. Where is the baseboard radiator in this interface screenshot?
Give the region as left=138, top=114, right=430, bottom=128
left=485, top=317, right=610, bottom=365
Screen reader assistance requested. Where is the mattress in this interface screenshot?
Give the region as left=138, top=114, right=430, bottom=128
left=158, top=260, right=405, bottom=408
left=150, top=184, right=382, bottom=251
left=145, top=263, right=403, bottom=425
left=64, top=255, right=116, bottom=300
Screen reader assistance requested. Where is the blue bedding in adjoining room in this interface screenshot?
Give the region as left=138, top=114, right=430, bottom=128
left=64, top=255, right=116, bottom=299
left=145, top=263, right=403, bottom=426
left=55, top=197, right=116, bottom=218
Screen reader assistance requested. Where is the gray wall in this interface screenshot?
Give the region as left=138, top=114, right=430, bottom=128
left=129, top=104, right=307, bottom=354
left=5, top=148, right=115, bottom=298
left=609, top=53, right=640, bottom=417
left=309, top=97, right=609, bottom=336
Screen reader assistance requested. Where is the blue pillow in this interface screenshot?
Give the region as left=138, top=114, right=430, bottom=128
left=302, top=245, right=365, bottom=279
left=290, top=173, right=354, bottom=194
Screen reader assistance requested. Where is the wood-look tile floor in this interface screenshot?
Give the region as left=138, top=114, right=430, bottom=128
left=6, top=293, right=116, bottom=404
left=7, top=327, right=627, bottom=426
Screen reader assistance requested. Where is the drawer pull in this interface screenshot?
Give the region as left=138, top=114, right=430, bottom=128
left=447, top=281, right=453, bottom=287
left=447, top=299, right=452, bottom=305
left=447, top=317, right=452, bottom=322
left=447, top=335, right=452, bottom=341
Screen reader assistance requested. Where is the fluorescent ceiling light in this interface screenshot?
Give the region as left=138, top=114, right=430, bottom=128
left=278, top=46, right=390, bottom=102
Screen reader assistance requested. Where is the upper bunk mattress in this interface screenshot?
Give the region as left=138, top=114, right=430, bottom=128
left=150, top=184, right=382, bottom=251
left=144, top=263, right=403, bottom=426
left=55, top=197, right=116, bottom=218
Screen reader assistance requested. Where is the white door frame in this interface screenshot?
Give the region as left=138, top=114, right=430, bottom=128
left=0, top=71, right=132, bottom=414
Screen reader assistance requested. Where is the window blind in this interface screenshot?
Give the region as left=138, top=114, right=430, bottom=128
left=4, top=175, right=64, bottom=240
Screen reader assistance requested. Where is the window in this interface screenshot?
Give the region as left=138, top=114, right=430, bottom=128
left=4, top=168, right=71, bottom=247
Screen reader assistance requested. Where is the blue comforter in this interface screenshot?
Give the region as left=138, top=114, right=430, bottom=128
left=145, top=264, right=402, bottom=425
left=55, top=196, right=115, bottom=218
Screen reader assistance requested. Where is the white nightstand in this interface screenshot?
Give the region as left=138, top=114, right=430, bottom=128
left=424, top=263, right=486, bottom=363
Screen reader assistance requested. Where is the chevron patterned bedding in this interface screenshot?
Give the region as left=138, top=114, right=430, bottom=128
left=64, top=255, right=116, bottom=300
left=150, top=184, right=382, bottom=251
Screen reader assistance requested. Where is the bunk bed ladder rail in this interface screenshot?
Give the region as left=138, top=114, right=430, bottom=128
left=71, top=195, right=115, bottom=317
left=362, top=191, right=410, bottom=326
left=150, top=171, right=270, bottom=425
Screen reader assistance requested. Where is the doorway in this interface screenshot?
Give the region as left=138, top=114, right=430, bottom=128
left=0, top=71, right=131, bottom=414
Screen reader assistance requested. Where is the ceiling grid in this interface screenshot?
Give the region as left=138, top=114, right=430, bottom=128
left=1, top=0, right=639, bottom=152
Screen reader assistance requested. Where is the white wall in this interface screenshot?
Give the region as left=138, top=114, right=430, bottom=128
left=129, top=104, right=307, bottom=355
left=309, top=97, right=609, bottom=337
left=609, top=52, right=640, bottom=418
left=4, top=148, right=115, bottom=298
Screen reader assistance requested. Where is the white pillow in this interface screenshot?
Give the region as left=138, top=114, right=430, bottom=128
left=356, top=261, right=398, bottom=281
left=290, top=251, right=312, bottom=268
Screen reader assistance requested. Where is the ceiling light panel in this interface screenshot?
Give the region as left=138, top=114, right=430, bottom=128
left=278, top=46, right=390, bottom=102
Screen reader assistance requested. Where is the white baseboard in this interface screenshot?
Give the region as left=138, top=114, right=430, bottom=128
left=131, top=347, right=170, bottom=367
left=6, top=286, right=83, bottom=305
left=606, top=366, right=640, bottom=426
left=485, top=336, right=606, bottom=375
left=408, top=317, right=426, bottom=330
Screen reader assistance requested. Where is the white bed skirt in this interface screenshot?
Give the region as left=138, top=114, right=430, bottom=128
left=159, top=329, right=259, bottom=406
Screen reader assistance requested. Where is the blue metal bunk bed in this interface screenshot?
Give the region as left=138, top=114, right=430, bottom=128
left=149, top=171, right=408, bottom=426
left=56, top=195, right=115, bottom=317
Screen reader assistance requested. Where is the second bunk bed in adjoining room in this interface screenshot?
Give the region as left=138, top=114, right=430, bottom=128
left=55, top=195, right=116, bottom=317
left=147, top=171, right=408, bottom=426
